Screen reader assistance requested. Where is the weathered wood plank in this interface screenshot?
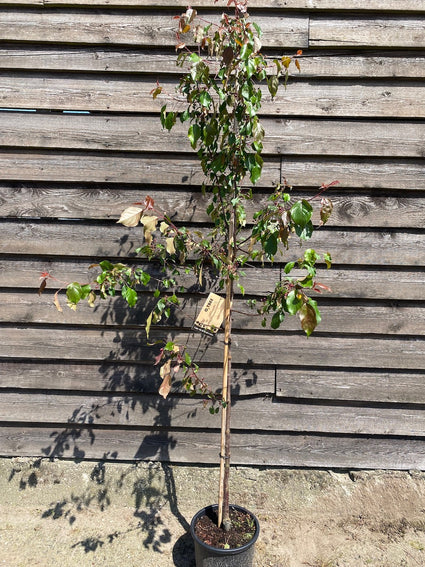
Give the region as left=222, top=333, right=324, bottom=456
left=3, top=292, right=425, bottom=336
left=317, top=270, right=425, bottom=301
left=2, top=47, right=424, bottom=79
left=277, top=370, right=425, bottom=404
left=0, top=328, right=424, bottom=370
left=1, top=427, right=425, bottom=469
left=1, top=393, right=424, bottom=437
left=3, top=0, right=424, bottom=11
left=280, top=157, right=425, bottom=190
left=1, top=221, right=424, bottom=266
left=0, top=151, right=423, bottom=191
left=0, top=259, right=281, bottom=297
left=2, top=259, right=423, bottom=301
left=0, top=151, right=279, bottom=187
left=292, top=54, right=425, bottom=79
left=1, top=185, right=425, bottom=229
left=2, top=74, right=425, bottom=118
left=3, top=113, right=425, bottom=159
left=0, top=10, right=308, bottom=48
left=310, top=17, right=425, bottom=48
left=2, top=358, right=423, bottom=406
left=0, top=360, right=274, bottom=395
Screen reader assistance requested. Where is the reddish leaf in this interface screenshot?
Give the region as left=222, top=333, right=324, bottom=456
left=38, top=278, right=47, bottom=296
left=154, top=348, right=165, bottom=366
left=222, top=46, right=234, bottom=66
left=144, top=195, right=155, bottom=210
left=159, top=360, right=172, bottom=399
left=299, top=304, right=316, bottom=336
left=312, top=282, right=332, bottom=294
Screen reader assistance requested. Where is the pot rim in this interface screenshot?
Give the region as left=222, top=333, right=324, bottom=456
left=190, top=503, right=260, bottom=555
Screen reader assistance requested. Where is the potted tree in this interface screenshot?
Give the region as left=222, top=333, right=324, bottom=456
left=41, top=1, right=335, bottom=564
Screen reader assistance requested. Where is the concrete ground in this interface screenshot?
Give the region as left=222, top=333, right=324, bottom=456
left=1, top=458, right=425, bottom=566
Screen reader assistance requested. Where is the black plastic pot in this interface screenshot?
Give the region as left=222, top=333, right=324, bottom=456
left=190, top=504, right=260, bottom=567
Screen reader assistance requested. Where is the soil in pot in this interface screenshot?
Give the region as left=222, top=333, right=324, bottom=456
left=194, top=506, right=256, bottom=549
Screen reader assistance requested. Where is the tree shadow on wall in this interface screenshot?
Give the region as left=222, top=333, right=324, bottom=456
left=9, top=285, right=224, bottom=563
left=12, top=262, right=257, bottom=564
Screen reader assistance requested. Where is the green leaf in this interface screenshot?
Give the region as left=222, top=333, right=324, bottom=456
left=297, top=275, right=314, bottom=288
left=250, top=163, right=262, bottom=184
left=304, top=248, right=319, bottom=265
left=286, top=290, right=303, bottom=315
left=290, top=199, right=313, bottom=228
left=189, top=53, right=201, bottom=64
left=164, top=111, right=177, bottom=131
left=199, top=91, right=212, bottom=108
left=323, top=252, right=332, bottom=269
left=284, top=261, right=295, bottom=274
left=138, top=270, right=151, bottom=286
left=271, top=311, right=284, bottom=329
left=121, top=285, right=137, bottom=307
left=80, top=284, right=92, bottom=300
left=99, top=260, right=114, bottom=271
left=267, top=75, right=279, bottom=98
left=265, top=233, right=278, bottom=258
left=252, top=118, right=265, bottom=145
left=295, top=221, right=314, bottom=241
left=145, top=311, right=153, bottom=338
left=66, top=282, right=84, bottom=305
left=252, top=22, right=263, bottom=38
left=180, top=109, right=190, bottom=123
left=240, top=43, right=253, bottom=61
left=188, top=124, right=201, bottom=149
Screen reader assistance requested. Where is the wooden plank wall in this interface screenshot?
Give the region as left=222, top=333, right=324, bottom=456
left=0, top=0, right=425, bottom=469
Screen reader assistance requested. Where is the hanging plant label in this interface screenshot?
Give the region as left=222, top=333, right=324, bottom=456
left=193, top=293, right=225, bottom=336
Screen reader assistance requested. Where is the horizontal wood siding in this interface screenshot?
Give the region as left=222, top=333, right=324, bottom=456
left=0, top=1, right=424, bottom=470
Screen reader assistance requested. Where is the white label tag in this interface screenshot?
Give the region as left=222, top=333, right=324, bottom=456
left=193, top=293, right=225, bottom=336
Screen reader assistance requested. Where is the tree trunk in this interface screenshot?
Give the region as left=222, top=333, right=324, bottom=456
left=217, top=206, right=236, bottom=531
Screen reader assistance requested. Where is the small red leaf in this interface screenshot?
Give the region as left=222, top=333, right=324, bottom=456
left=154, top=348, right=164, bottom=366
left=144, top=195, right=155, bottom=210
left=38, top=278, right=47, bottom=296
left=312, top=282, right=332, bottom=294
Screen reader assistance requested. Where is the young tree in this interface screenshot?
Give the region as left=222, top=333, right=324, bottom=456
left=42, top=0, right=335, bottom=537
